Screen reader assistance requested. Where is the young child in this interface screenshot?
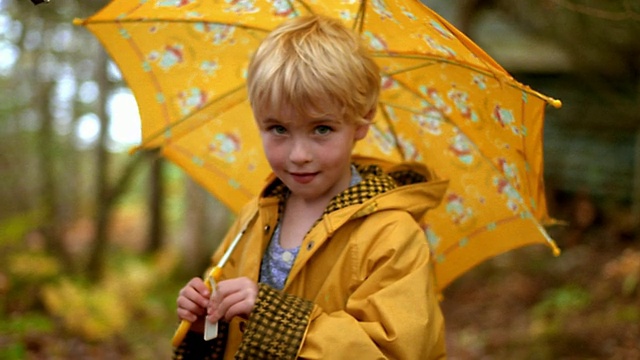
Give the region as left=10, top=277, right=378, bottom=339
left=174, top=14, right=448, bottom=359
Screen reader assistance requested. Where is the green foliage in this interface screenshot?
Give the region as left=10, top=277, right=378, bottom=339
left=530, top=285, right=592, bottom=337
left=617, top=304, right=640, bottom=323
left=42, top=278, right=129, bottom=342
left=0, top=344, right=26, bottom=360
left=40, top=249, right=181, bottom=342
left=0, top=243, right=183, bottom=358
left=622, top=272, right=639, bottom=296
left=2, top=250, right=62, bottom=313
left=0, top=313, right=54, bottom=334
left=533, top=285, right=592, bottom=316
left=0, top=314, right=54, bottom=360
left=0, top=210, right=43, bottom=246
left=7, top=251, right=61, bottom=282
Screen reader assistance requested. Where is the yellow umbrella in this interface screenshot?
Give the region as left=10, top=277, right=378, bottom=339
left=75, top=0, right=562, bottom=292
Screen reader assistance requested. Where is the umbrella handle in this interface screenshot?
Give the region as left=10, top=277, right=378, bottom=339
left=171, top=267, right=222, bottom=347
left=172, top=211, right=255, bottom=347
left=171, top=320, right=193, bottom=348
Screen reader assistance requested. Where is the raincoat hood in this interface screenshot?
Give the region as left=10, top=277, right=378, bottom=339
left=348, top=155, right=447, bottom=222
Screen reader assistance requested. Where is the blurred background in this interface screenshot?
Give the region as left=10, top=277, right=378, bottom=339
left=1, top=0, right=638, bottom=358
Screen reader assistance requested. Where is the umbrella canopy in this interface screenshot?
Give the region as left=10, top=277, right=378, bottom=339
left=75, top=0, right=561, bottom=292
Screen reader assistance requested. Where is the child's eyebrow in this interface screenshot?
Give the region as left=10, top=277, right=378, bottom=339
left=259, top=117, right=283, bottom=124
left=307, top=116, right=339, bottom=124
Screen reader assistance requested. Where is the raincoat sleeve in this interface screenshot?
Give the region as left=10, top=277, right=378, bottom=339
left=236, top=210, right=446, bottom=359
left=235, top=284, right=314, bottom=359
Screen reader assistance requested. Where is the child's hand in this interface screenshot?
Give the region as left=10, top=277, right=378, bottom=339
left=176, top=277, right=211, bottom=333
left=207, top=277, right=258, bottom=323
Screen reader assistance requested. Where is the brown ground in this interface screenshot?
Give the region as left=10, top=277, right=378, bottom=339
left=442, top=237, right=640, bottom=359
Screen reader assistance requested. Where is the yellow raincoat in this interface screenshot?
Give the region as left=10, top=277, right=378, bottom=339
left=173, top=160, right=449, bottom=359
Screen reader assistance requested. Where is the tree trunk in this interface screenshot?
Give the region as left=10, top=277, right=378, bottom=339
left=87, top=50, right=111, bottom=281
left=37, top=79, right=68, bottom=265
left=181, top=179, right=209, bottom=275
left=146, top=150, right=164, bottom=253
left=34, top=43, right=75, bottom=272
left=181, top=178, right=231, bottom=275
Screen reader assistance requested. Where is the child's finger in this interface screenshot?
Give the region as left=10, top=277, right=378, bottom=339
left=208, top=278, right=257, bottom=322
left=216, top=277, right=257, bottom=298
left=222, top=297, right=256, bottom=321
left=179, top=283, right=210, bottom=308
left=186, top=277, right=211, bottom=298
left=208, top=289, right=242, bottom=321
left=177, top=296, right=206, bottom=322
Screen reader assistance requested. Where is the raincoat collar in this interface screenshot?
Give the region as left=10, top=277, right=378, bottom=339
left=259, top=156, right=447, bottom=226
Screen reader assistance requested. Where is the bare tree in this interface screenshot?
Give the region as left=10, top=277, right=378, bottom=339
left=146, top=149, right=165, bottom=253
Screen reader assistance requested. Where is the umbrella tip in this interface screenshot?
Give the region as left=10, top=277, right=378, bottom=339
left=72, top=18, right=85, bottom=26
left=537, top=220, right=562, bottom=257
left=550, top=241, right=562, bottom=257
left=548, top=98, right=562, bottom=109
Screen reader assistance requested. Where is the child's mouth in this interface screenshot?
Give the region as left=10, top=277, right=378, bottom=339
left=290, top=172, right=317, bottom=184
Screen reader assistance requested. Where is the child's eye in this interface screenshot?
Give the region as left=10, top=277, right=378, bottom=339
left=315, top=125, right=332, bottom=135
left=270, top=125, right=287, bottom=135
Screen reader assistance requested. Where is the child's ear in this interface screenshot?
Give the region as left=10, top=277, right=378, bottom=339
left=355, top=106, right=376, bottom=140
left=355, top=122, right=370, bottom=140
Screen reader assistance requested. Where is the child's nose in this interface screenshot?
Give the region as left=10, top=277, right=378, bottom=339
left=289, top=139, right=312, bottom=164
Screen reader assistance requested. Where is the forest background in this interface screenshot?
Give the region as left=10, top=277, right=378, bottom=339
left=1, top=0, right=639, bottom=358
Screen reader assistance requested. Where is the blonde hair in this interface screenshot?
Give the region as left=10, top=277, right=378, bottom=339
left=247, top=15, right=380, bottom=124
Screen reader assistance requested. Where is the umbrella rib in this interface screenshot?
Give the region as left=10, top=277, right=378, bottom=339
left=518, top=97, right=535, bottom=214
left=294, top=0, right=314, bottom=16
left=440, top=215, right=527, bottom=257
left=423, top=7, right=516, bottom=93
left=355, top=0, right=367, bottom=33
left=170, top=143, right=256, bottom=201
left=436, top=213, right=559, bottom=258
left=293, top=0, right=366, bottom=32
left=136, top=84, right=247, bottom=149
left=374, top=54, right=560, bottom=107
left=443, top=30, right=561, bottom=108
left=375, top=54, right=495, bottom=77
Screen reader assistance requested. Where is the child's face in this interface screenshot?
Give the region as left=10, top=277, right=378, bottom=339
left=255, top=101, right=369, bottom=203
